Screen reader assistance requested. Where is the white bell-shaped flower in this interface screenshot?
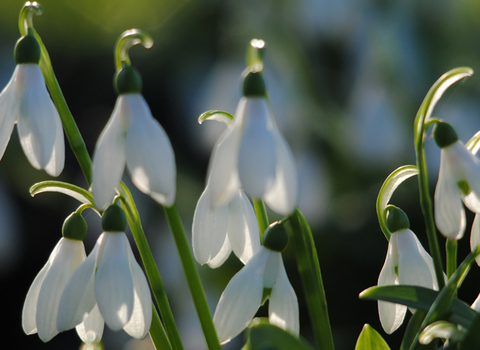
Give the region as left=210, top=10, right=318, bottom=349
left=206, top=72, right=298, bottom=216
left=92, top=65, right=176, bottom=210
left=22, top=237, right=86, bottom=342
left=433, top=122, right=480, bottom=240
left=192, top=185, right=260, bottom=268
left=56, top=205, right=152, bottom=339
left=0, top=32, right=64, bottom=176
left=213, top=223, right=298, bottom=344
left=377, top=208, right=438, bottom=334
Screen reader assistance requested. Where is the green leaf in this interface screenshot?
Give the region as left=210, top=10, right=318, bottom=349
left=245, top=319, right=314, bottom=350
left=198, top=110, right=234, bottom=126
left=359, top=285, right=476, bottom=328
left=355, top=324, right=391, bottom=350
left=376, top=165, right=418, bottom=240
left=459, top=310, right=480, bottom=349
left=401, top=310, right=433, bottom=350
left=30, top=181, right=94, bottom=205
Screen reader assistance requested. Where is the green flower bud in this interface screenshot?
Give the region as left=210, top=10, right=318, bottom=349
left=114, top=65, right=142, bottom=95
left=386, top=207, right=410, bottom=233
left=14, top=30, right=41, bottom=64
left=263, top=222, right=288, bottom=252
left=433, top=122, right=458, bottom=149
left=102, top=204, right=127, bottom=232
left=62, top=212, right=88, bottom=241
left=242, top=71, right=266, bottom=97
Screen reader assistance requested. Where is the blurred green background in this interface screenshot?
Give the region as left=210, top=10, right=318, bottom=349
left=2, top=0, right=480, bottom=349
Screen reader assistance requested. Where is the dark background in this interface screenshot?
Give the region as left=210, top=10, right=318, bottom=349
left=1, top=0, right=480, bottom=349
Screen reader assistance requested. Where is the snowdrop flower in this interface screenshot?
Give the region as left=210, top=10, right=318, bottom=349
left=206, top=71, right=298, bottom=216
left=193, top=185, right=260, bottom=268
left=57, top=205, right=152, bottom=339
left=377, top=207, right=438, bottom=334
left=434, top=122, right=480, bottom=240
left=0, top=29, right=64, bottom=176
left=92, top=65, right=176, bottom=210
left=22, top=213, right=87, bottom=342
left=213, top=222, right=299, bottom=343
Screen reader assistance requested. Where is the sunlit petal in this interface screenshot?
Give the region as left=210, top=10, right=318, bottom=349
left=213, top=248, right=269, bottom=343
left=75, top=304, right=104, bottom=343
left=92, top=97, right=129, bottom=210
left=455, top=142, right=480, bottom=207
left=44, top=105, right=65, bottom=177
left=471, top=215, right=480, bottom=266
left=207, top=235, right=232, bottom=268
left=0, top=67, right=19, bottom=160
left=36, top=239, right=86, bottom=342
left=227, top=190, right=260, bottom=264
left=269, top=257, right=299, bottom=336
left=95, top=232, right=134, bottom=331
left=192, top=186, right=229, bottom=266
left=125, top=95, right=176, bottom=207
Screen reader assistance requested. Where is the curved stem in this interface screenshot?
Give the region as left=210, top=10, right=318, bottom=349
left=18, top=1, right=43, bottom=35
left=163, top=204, right=222, bottom=350
left=119, top=183, right=184, bottom=350
left=114, top=29, right=153, bottom=70
left=287, top=208, right=335, bottom=350
left=253, top=198, right=269, bottom=240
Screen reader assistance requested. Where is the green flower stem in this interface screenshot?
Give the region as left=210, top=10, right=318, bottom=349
left=149, top=305, right=173, bottom=350
left=446, top=239, right=457, bottom=280
left=287, top=208, right=335, bottom=350
left=29, top=28, right=93, bottom=185
left=253, top=198, right=269, bottom=239
left=119, top=183, right=184, bottom=350
left=163, top=204, right=222, bottom=350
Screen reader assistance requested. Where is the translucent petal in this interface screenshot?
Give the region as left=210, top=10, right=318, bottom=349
left=263, top=250, right=280, bottom=289
left=396, top=230, right=435, bottom=290
left=472, top=293, right=480, bottom=312
left=471, top=215, right=480, bottom=266
left=92, top=97, right=129, bottom=210
left=377, top=235, right=406, bottom=334
left=57, top=239, right=101, bottom=331
left=237, top=98, right=276, bottom=198
left=123, top=244, right=152, bottom=339
left=207, top=235, right=232, bottom=268
left=36, top=239, right=86, bottom=342
left=95, top=232, right=134, bottom=331
left=44, top=105, right=65, bottom=177
left=192, top=186, right=229, bottom=266
left=264, top=129, right=298, bottom=216
left=0, top=66, right=19, bottom=160
left=463, top=192, right=480, bottom=213
left=125, top=95, right=176, bottom=207
left=75, top=304, right=104, bottom=343
left=206, top=112, right=242, bottom=210
left=227, top=190, right=260, bottom=264
left=454, top=142, right=480, bottom=208
left=434, top=149, right=466, bottom=240
left=16, top=65, right=64, bottom=174
left=269, top=257, right=299, bottom=336
left=213, top=248, right=269, bottom=343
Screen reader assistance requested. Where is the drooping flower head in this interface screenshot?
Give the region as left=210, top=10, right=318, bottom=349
left=0, top=29, right=64, bottom=176
left=22, top=213, right=88, bottom=342
left=206, top=69, right=298, bottom=217
left=57, top=204, right=152, bottom=339
left=377, top=207, right=438, bottom=334
left=213, top=222, right=299, bottom=343
left=433, top=121, right=480, bottom=240
left=92, top=31, right=176, bottom=210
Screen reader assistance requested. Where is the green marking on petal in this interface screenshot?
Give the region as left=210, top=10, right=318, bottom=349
left=457, top=180, right=470, bottom=196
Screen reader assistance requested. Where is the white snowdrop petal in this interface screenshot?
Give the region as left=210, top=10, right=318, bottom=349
left=206, top=117, right=242, bottom=210
left=455, top=142, right=480, bottom=204
left=125, top=95, right=176, bottom=206
left=213, top=248, right=270, bottom=343
left=237, top=98, right=276, bottom=198
left=434, top=150, right=465, bottom=240
left=192, top=186, right=229, bottom=266
left=36, top=239, right=86, bottom=342
left=471, top=215, right=480, bottom=266
left=44, top=105, right=65, bottom=177
left=0, top=67, right=19, bottom=160
left=57, top=241, right=101, bottom=331
left=123, top=246, right=152, bottom=339
left=269, top=257, right=299, bottom=336
left=264, top=129, right=299, bottom=216
left=95, top=233, right=134, bottom=331
left=17, top=65, right=59, bottom=171
left=463, top=192, right=480, bottom=213
left=227, top=190, right=260, bottom=264
left=22, top=261, right=50, bottom=335
left=75, top=304, right=104, bottom=344
left=207, top=235, right=232, bottom=269
left=92, top=97, right=129, bottom=210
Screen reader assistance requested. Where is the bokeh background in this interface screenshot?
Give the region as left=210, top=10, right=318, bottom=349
left=2, top=0, right=480, bottom=349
